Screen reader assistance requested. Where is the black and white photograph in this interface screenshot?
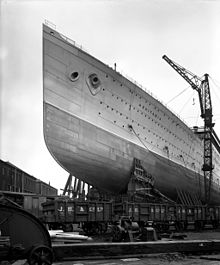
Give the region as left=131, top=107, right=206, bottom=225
left=1, top=0, right=220, bottom=264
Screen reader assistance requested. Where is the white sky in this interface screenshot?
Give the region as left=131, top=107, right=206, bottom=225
left=1, top=0, right=220, bottom=193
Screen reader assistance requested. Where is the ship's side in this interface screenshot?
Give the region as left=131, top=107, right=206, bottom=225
left=43, top=24, right=220, bottom=204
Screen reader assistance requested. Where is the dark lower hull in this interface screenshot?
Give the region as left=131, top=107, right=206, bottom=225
left=44, top=102, right=220, bottom=204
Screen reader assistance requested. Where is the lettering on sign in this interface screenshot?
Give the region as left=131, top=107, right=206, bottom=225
left=97, top=206, right=103, bottom=212
left=89, top=207, right=95, bottom=212
left=57, top=206, right=64, bottom=212
left=68, top=206, right=74, bottom=213
left=79, top=207, right=85, bottom=212
left=134, top=207, right=139, bottom=213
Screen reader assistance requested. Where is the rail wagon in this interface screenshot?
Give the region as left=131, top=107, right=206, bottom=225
left=115, top=202, right=220, bottom=232
left=42, top=197, right=220, bottom=237
left=42, top=199, right=114, bottom=234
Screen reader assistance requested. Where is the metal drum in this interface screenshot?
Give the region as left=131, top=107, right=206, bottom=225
left=0, top=202, right=53, bottom=264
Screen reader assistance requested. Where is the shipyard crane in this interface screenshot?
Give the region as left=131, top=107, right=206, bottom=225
left=162, top=55, right=215, bottom=204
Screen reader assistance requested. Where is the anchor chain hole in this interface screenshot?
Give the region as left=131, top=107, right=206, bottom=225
left=69, top=71, right=79, bottom=81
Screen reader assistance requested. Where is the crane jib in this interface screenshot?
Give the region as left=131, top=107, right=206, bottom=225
left=162, top=54, right=215, bottom=205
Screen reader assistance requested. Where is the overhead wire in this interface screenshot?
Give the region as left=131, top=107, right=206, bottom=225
left=178, top=91, right=195, bottom=115
left=177, top=76, right=220, bottom=124
left=208, top=76, right=220, bottom=125
left=209, top=76, right=220, bottom=90
left=166, top=85, right=190, bottom=104
left=128, top=73, right=214, bottom=188
left=209, top=76, right=220, bottom=106
left=165, top=84, right=198, bottom=124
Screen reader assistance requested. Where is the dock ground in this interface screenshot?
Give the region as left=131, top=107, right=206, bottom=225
left=52, top=230, right=220, bottom=264
left=8, top=253, right=220, bottom=265
left=5, top=230, right=220, bottom=265
left=54, top=254, right=220, bottom=265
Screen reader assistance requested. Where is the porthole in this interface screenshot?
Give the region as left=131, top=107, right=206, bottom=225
left=69, top=71, right=79, bottom=82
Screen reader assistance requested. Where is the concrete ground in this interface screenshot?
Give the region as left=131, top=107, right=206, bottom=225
left=8, top=254, right=220, bottom=265
left=54, top=254, right=220, bottom=265
left=6, top=230, right=220, bottom=265
left=53, top=230, right=220, bottom=265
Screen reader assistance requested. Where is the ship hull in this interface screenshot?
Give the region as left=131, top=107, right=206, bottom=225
left=44, top=102, right=208, bottom=202
left=43, top=24, right=220, bottom=205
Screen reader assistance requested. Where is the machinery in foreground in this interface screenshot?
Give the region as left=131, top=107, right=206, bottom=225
left=0, top=195, right=53, bottom=265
